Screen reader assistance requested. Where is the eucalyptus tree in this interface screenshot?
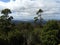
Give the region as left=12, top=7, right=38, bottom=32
left=0, top=8, right=13, bottom=38
left=34, top=9, right=43, bottom=27
left=1, top=9, right=12, bottom=20
left=0, top=9, right=13, bottom=25
left=36, top=9, right=43, bottom=20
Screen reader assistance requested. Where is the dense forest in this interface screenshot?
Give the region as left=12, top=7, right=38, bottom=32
left=0, top=8, right=60, bottom=45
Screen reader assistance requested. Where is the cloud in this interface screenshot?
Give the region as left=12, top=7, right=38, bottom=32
left=0, top=0, right=60, bottom=20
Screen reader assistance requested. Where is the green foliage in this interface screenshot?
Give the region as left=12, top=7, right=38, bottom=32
left=0, top=8, right=60, bottom=45
left=0, top=9, right=13, bottom=21
left=43, top=20, right=59, bottom=30
left=1, top=9, right=11, bottom=15
left=36, top=9, right=43, bottom=14
left=40, top=20, right=59, bottom=45
left=34, top=17, right=38, bottom=23
left=40, top=29, right=58, bottom=45
left=0, top=8, right=14, bottom=41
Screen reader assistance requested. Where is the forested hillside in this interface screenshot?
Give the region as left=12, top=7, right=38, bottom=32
left=0, top=9, right=60, bottom=45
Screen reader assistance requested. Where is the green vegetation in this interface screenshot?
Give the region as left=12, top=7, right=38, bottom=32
left=0, top=9, right=60, bottom=45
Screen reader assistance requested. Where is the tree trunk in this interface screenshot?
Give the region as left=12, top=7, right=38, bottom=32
left=40, top=14, right=42, bottom=27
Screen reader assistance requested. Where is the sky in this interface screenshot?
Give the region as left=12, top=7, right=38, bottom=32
left=0, top=0, right=60, bottom=21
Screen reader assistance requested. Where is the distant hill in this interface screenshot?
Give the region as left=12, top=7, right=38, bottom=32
left=11, top=20, right=47, bottom=25
left=11, top=20, right=34, bottom=24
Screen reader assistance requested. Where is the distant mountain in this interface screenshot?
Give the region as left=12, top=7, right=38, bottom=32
left=11, top=20, right=47, bottom=24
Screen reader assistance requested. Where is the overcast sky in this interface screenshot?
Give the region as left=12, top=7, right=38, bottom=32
left=0, top=0, right=60, bottom=21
